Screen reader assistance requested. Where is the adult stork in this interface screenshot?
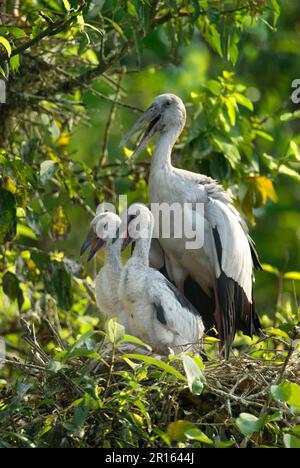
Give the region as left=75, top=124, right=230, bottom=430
left=120, top=93, right=262, bottom=357
left=80, top=210, right=132, bottom=333
left=119, top=203, right=204, bottom=355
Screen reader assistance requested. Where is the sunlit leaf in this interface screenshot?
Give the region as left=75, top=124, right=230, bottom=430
left=0, top=36, right=11, bottom=56
left=122, top=354, right=186, bottom=381
left=181, top=354, right=205, bottom=395
left=236, top=413, right=263, bottom=436
left=271, top=381, right=300, bottom=409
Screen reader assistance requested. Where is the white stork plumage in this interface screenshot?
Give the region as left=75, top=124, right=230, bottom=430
left=119, top=203, right=205, bottom=355
left=120, top=93, right=262, bottom=357
left=80, top=210, right=133, bottom=333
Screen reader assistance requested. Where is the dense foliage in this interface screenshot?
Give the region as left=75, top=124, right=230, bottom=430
left=0, top=0, right=299, bottom=448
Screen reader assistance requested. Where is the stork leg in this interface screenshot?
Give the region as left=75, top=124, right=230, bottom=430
left=213, top=283, right=224, bottom=357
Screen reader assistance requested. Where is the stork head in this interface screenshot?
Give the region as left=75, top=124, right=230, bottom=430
left=80, top=211, right=122, bottom=261
left=122, top=203, right=154, bottom=250
left=120, top=93, right=186, bottom=162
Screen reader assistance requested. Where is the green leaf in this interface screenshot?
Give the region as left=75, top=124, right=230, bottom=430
left=8, top=27, right=26, bottom=39
left=278, top=164, right=300, bottom=182
left=62, top=0, right=71, bottom=11
left=121, top=334, right=152, bottom=351
left=10, top=54, right=20, bottom=72
left=122, top=354, right=186, bottom=381
left=65, top=330, right=95, bottom=359
left=0, top=186, right=17, bottom=243
left=262, top=263, right=280, bottom=276
left=224, top=97, right=236, bottom=126
left=271, top=381, right=300, bottom=409
left=105, top=318, right=125, bottom=344
left=212, top=136, right=241, bottom=168
left=284, top=271, right=300, bottom=281
left=289, top=141, right=300, bottom=162
left=167, top=420, right=194, bottom=441
left=127, top=1, right=138, bottom=18
left=261, top=153, right=278, bottom=171
left=283, top=434, right=300, bottom=448
left=104, top=17, right=127, bottom=40
left=184, top=427, right=213, bottom=444
left=2, top=271, right=24, bottom=311
left=270, top=0, right=280, bottom=26
left=234, top=93, right=254, bottom=111
left=267, top=328, right=290, bottom=340
left=236, top=413, right=263, bottom=437
left=280, top=110, right=300, bottom=122
left=205, top=80, right=221, bottom=96
left=181, top=354, right=205, bottom=395
left=0, top=36, right=11, bottom=56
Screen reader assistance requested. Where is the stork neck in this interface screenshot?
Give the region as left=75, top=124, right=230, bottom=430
left=132, top=237, right=151, bottom=267
left=150, top=127, right=180, bottom=173
left=104, top=241, right=122, bottom=273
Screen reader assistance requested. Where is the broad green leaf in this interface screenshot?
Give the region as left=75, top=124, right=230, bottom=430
left=122, top=354, right=186, bottom=381
left=271, top=381, right=300, bottom=409
left=127, top=1, right=138, bottom=18
left=261, top=153, right=278, bottom=171
left=280, top=110, right=300, bottom=122
left=255, top=130, right=273, bottom=142
left=284, top=271, right=300, bottom=280
left=270, top=0, right=280, bottom=26
left=213, top=136, right=240, bottom=168
left=104, top=17, right=127, bottom=40
left=66, top=330, right=95, bottom=358
left=283, top=434, right=300, bottom=448
left=105, top=318, right=125, bottom=344
left=184, top=427, right=213, bottom=444
left=10, top=54, right=20, bottom=72
left=167, top=420, right=194, bottom=441
left=62, top=0, right=70, bottom=11
left=267, top=328, right=290, bottom=340
left=234, top=93, right=254, bottom=111
left=289, top=141, right=300, bottom=162
left=236, top=413, right=263, bottom=436
left=262, top=263, right=280, bottom=276
left=278, top=164, right=300, bottom=182
left=224, top=97, right=236, bottom=126
left=181, top=354, right=205, bottom=395
left=0, top=187, right=17, bottom=243
left=2, top=271, right=24, bottom=311
left=8, top=27, right=26, bottom=39
left=121, top=334, right=152, bottom=351
left=0, top=36, right=11, bottom=56
left=205, top=80, right=221, bottom=96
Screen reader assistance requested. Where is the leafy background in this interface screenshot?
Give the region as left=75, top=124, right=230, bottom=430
left=0, top=0, right=299, bottom=448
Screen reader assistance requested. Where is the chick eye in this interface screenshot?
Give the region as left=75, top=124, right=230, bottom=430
left=165, top=101, right=171, bottom=107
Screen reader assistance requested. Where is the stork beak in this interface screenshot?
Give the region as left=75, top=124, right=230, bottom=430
left=80, top=228, right=105, bottom=261
left=119, top=105, right=161, bottom=163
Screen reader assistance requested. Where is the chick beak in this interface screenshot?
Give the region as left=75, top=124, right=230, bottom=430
left=80, top=229, right=105, bottom=261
